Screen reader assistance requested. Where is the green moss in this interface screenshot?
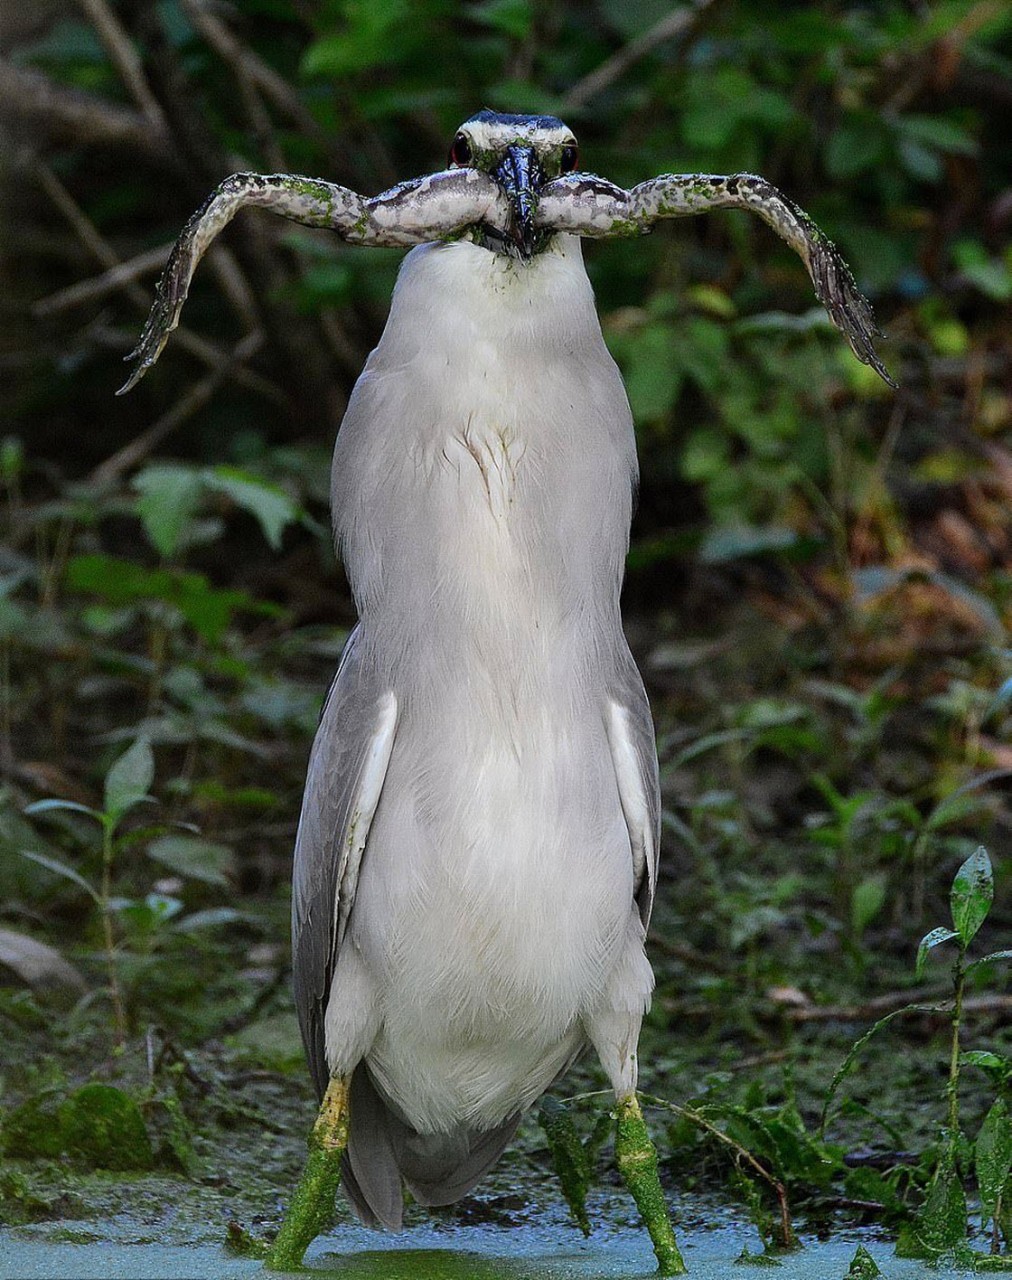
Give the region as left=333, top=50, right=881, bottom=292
left=3, top=1084, right=153, bottom=1172
left=615, top=1094, right=686, bottom=1276
left=264, top=1077, right=350, bottom=1271
left=58, top=1084, right=154, bottom=1171
left=2, top=1095, right=65, bottom=1159
left=264, top=1139, right=343, bottom=1270
left=538, top=1097, right=591, bottom=1235
left=606, top=217, right=643, bottom=238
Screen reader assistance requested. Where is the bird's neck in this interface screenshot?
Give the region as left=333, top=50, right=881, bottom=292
left=331, top=235, right=638, bottom=683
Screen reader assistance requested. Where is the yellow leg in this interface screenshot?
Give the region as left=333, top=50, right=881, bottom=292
left=265, top=1076, right=350, bottom=1271
left=615, top=1092, right=687, bottom=1275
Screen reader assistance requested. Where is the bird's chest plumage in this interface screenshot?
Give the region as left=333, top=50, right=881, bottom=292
left=327, top=238, right=647, bottom=1131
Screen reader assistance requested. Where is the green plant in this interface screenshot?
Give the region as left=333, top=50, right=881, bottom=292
left=821, top=847, right=1012, bottom=1264
left=24, top=739, right=156, bottom=1042
left=903, top=847, right=1012, bottom=1262
left=21, top=739, right=247, bottom=1044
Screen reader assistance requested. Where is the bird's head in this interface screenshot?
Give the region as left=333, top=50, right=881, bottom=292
left=447, top=109, right=579, bottom=260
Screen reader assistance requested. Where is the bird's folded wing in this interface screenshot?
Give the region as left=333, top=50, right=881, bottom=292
left=291, top=626, right=398, bottom=1097
left=604, top=670, right=661, bottom=928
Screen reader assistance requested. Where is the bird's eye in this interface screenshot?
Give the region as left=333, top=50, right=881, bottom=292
left=560, top=144, right=579, bottom=173
left=449, top=134, right=472, bottom=167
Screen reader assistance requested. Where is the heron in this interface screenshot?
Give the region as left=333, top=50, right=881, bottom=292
left=122, top=108, right=892, bottom=1274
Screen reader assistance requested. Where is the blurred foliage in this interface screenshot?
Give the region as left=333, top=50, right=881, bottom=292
left=1, top=0, right=1011, bottom=1258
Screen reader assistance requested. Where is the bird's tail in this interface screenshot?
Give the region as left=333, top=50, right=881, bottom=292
left=340, top=1065, right=520, bottom=1230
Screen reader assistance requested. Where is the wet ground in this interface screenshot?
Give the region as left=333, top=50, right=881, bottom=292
left=3, top=1204, right=959, bottom=1279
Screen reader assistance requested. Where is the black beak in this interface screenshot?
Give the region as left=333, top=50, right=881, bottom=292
left=493, top=144, right=542, bottom=259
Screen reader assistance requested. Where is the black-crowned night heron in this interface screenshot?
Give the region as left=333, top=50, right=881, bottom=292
left=123, top=109, right=892, bottom=1274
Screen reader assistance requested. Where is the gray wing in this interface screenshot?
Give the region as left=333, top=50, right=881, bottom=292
left=605, top=663, right=661, bottom=928
left=291, top=626, right=397, bottom=1098
left=535, top=171, right=895, bottom=388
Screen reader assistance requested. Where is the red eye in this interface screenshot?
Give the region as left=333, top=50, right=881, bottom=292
left=560, top=144, right=579, bottom=173
left=449, top=134, right=472, bottom=167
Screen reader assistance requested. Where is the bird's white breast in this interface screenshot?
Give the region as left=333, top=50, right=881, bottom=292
left=328, top=235, right=645, bottom=1131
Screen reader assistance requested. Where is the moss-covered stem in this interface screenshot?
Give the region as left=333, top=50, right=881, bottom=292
left=946, top=941, right=966, bottom=1149
left=614, top=1092, right=687, bottom=1275
left=100, top=816, right=126, bottom=1045
left=265, top=1075, right=350, bottom=1272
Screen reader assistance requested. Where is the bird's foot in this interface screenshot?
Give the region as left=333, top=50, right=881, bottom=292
left=614, top=1092, right=687, bottom=1275
left=264, top=1075, right=350, bottom=1272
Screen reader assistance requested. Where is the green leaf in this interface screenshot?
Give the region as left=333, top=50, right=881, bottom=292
left=977, top=1099, right=1012, bottom=1227
left=824, top=119, right=888, bottom=179
left=894, top=113, right=978, bottom=157
left=966, top=949, right=1012, bottom=974
left=916, top=1150, right=967, bottom=1254
left=202, top=466, right=299, bottom=551
left=104, top=738, right=154, bottom=821
left=65, top=554, right=264, bottom=643
left=926, top=789, right=988, bottom=832
left=133, top=463, right=203, bottom=558
left=950, top=845, right=993, bottom=945
left=172, top=907, right=245, bottom=932
left=851, top=874, right=887, bottom=937
left=699, top=524, right=798, bottom=565
left=469, top=0, right=532, bottom=38
left=300, top=0, right=412, bottom=79
left=962, top=1050, right=1011, bottom=1075
left=844, top=1244, right=882, bottom=1278
left=915, top=926, right=959, bottom=978
left=24, top=798, right=100, bottom=820
left=147, top=835, right=235, bottom=886
left=19, top=850, right=99, bottom=903
left=820, top=999, right=949, bottom=1136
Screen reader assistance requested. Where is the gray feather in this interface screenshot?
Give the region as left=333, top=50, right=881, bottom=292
left=341, top=1066, right=520, bottom=1228
left=341, top=1066, right=404, bottom=1229
left=291, top=626, right=394, bottom=1098
left=612, top=655, right=662, bottom=928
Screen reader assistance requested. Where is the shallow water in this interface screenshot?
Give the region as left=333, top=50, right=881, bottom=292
left=3, top=1217, right=953, bottom=1279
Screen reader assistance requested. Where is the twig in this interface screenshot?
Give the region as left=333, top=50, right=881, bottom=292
left=0, top=58, right=168, bottom=159
left=206, top=247, right=261, bottom=335
left=234, top=66, right=287, bottom=172
left=33, top=245, right=172, bottom=316
left=179, top=0, right=348, bottom=166
left=640, top=1093, right=797, bottom=1251
left=563, top=0, right=717, bottom=110
left=90, top=330, right=265, bottom=485
left=75, top=0, right=167, bottom=131
left=784, top=992, right=1012, bottom=1024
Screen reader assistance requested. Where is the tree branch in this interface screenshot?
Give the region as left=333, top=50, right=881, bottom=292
left=33, top=245, right=172, bottom=317
left=0, top=58, right=169, bottom=160
left=91, top=330, right=266, bottom=485
left=562, top=0, right=717, bottom=110
left=179, top=0, right=349, bottom=170
left=75, top=0, right=166, bottom=131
